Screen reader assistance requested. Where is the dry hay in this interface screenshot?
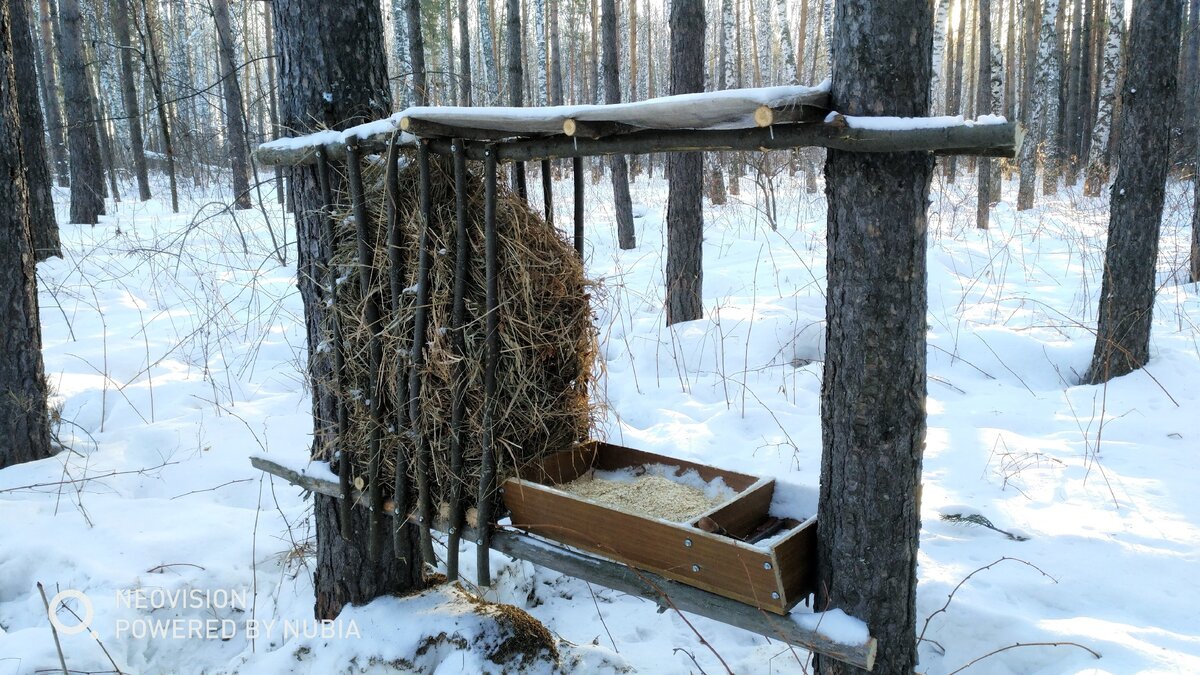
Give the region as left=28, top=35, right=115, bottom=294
left=320, top=150, right=598, bottom=514
left=559, top=472, right=725, bottom=522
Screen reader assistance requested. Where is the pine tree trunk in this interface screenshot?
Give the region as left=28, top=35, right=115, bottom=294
left=213, top=0, right=251, bottom=209
left=83, top=35, right=119, bottom=204
left=139, top=0, right=179, bottom=213
left=817, top=0, right=933, bottom=671
left=1085, top=0, right=1182, bottom=385
left=506, top=0, right=526, bottom=196
left=35, top=0, right=68, bottom=187
left=111, top=0, right=150, bottom=201
left=458, top=0, right=472, bottom=105
left=0, top=0, right=53, bottom=469
left=1017, top=0, right=1061, bottom=209
left=9, top=0, right=60, bottom=259
left=273, top=0, right=423, bottom=619
left=1083, top=0, right=1123, bottom=196
left=665, top=0, right=704, bottom=326
left=406, top=0, right=428, bottom=106
left=56, top=0, right=104, bottom=224
left=601, top=0, right=635, bottom=250
left=977, top=0, right=994, bottom=229
left=946, top=0, right=966, bottom=180
left=548, top=0, right=562, bottom=105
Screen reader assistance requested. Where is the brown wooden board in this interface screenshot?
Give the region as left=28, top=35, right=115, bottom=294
left=698, top=478, right=775, bottom=538
left=771, top=515, right=819, bottom=607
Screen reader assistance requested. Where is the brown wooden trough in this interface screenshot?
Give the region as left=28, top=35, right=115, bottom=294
left=501, top=441, right=817, bottom=615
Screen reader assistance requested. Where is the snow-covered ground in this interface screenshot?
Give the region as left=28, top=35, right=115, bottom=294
left=1, top=165, right=1197, bottom=674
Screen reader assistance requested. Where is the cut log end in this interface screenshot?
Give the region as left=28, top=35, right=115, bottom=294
left=754, top=105, right=774, bottom=128
left=563, top=118, right=578, bottom=136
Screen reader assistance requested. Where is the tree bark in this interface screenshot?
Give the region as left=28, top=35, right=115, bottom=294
left=0, top=0, right=54, bottom=469
left=1017, top=0, right=1061, bottom=209
left=405, top=0, right=428, bottom=106
left=817, top=0, right=933, bottom=673
left=55, top=0, right=104, bottom=224
left=213, top=0, right=251, bottom=209
left=977, top=0, right=994, bottom=229
left=111, top=0, right=150, bottom=201
left=35, top=0, right=68, bottom=187
left=137, top=0, right=179, bottom=213
left=602, top=0, right=635, bottom=250
left=665, top=0, right=704, bottom=326
left=478, top=0, right=499, bottom=104
left=458, top=0, right=472, bottom=106
left=9, top=0, right=60, bottom=259
left=1083, top=0, right=1123, bottom=196
left=273, top=0, right=424, bottom=618
left=505, top=0, right=526, bottom=196
left=1085, top=0, right=1182, bottom=384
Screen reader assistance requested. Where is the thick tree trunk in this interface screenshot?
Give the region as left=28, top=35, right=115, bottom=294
left=602, top=0, right=635, bottom=250
left=1083, top=0, right=1123, bottom=196
left=548, top=0, right=562, bottom=105
left=56, top=0, right=104, bottom=224
left=111, top=0, right=150, bottom=201
left=273, top=0, right=424, bottom=618
left=777, top=0, right=797, bottom=84
left=505, top=0, right=526, bottom=196
left=35, top=0, right=68, bottom=187
left=816, top=0, right=933, bottom=673
left=0, top=0, right=54, bottom=469
left=1017, top=0, right=1061, bottom=209
left=931, top=0, right=949, bottom=113
left=665, top=0, right=704, bottom=326
left=478, top=0, right=498, bottom=104
left=213, top=0, right=251, bottom=209
left=9, top=0, right=60, bottom=259
left=405, top=0, right=428, bottom=106
left=458, top=0, right=472, bottom=106
left=1085, top=0, right=1182, bottom=384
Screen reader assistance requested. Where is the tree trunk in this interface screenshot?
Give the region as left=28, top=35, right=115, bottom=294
left=1085, top=0, right=1181, bottom=384
left=111, top=0, right=150, bottom=201
left=505, top=0, right=526, bottom=196
left=601, top=0, right=635, bottom=250
left=1083, top=0, right=1123, bottom=196
left=138, top=0, right=179, bottom=213
left=817, top=0, right=933, bottom=672
left=273, top=0, right=424, bottom=618
left=548, top=0, right=562, bottom=105
left=405, top=0, right=428, bottom=106
left=9, top=0, right=60, bottom=259
left=0, top=0, right=53, bottom=469
left=478, top=0, right=499, bottom=104
left=777, top=0, right=797, bottom=84
left=977, top=0, right=994, bottom=229
left=1017, top=0, right=1061, bottom=209
left=931, top=0, right=950, bottom=113
left=36, top=0, right=68, bottom=187
left=532, top=0, right=546, bottom=105
left=458, top=0, right=472, bottom=106
left=665, top=0, right=704, bottom=326
left=213, top=0, right=251, bottom=209
left=1042, top=0, right=1065, bottom=195
left=56, top=0, right=104, bottom=224
left=82, top=34, right=118, bottom=205
left=946, top=0, right=966, bottom=180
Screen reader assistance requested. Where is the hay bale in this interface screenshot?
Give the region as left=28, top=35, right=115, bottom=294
left=321, top=152, right=597, bottom=513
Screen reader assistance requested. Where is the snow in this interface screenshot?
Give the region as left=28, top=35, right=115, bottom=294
left=830, top=112, right=1010, bottom=130
left=2, top=167, right=1199, bottom=674
left=790, top=609, right=871, bottom=647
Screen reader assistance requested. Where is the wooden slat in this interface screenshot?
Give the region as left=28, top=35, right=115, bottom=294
left=772, top=516, right=819, bottom=608
left=699, top=478, right=775, bottom=538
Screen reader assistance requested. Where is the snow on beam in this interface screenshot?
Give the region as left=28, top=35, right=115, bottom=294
left=250, top=454, right=879, bottom=671
left=257, top=116, right=1019, bottom=167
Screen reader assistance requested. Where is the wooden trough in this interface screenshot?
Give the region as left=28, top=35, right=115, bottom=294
left=503, top=441, right=816, bottom=615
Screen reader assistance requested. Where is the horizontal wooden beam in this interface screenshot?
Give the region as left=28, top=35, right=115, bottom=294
left=401, top=116, right=535, bottom=141
left=562, top=118, right=639, bottom=139
left=250, top=455, right=878, bottom=671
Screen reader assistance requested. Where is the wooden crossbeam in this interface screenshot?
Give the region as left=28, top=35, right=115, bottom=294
left=257, top=120, right=1019, bottom=167
left=250, top=455, right=878, bottom=671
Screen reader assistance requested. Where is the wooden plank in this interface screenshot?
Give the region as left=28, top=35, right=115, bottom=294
left=503, top=478, right=787, bottom=612
left=250, top=455, right=876, bottom=671
left=250, top=456, right=343, bottom=498
left=486, top=528, right=876, bottom=671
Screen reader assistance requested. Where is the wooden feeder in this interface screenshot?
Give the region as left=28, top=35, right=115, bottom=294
left=502, top=441, right=816, bottom=614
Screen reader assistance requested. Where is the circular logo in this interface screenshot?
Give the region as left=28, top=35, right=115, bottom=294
left=47, top=589, right=94, bottom=636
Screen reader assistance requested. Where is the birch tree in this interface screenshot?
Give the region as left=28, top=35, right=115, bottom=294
left=1017, top=0, right=1061, bottom=209
left=1083, top=0, right=1124, bottom=196
left=931, top=0, right=950, bottom=113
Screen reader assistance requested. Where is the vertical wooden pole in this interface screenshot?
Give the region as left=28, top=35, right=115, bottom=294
left=315, top=147, right=352, bottom=541
left=573, top=156, right=585, bottom=257
left=410, top=142, right=437, bottom=565
left=541, top=158, right=554, bottom=225
left=347, top=142, right=386, bottom=560
left=477, top=145, right=499, bottom=586
left=447, top=139, right=471, bottom=580
left=384, top=136, right=413, bottom=562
